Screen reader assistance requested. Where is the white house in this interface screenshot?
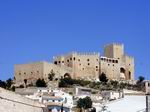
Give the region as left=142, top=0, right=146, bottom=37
left=25, top=88, right=73, bottom=112
left=101, top=91, right=124, bottom=101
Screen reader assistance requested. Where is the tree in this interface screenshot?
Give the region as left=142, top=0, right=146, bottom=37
left=11, top=86, right=16, bottom=92
left=77, top=97, right=92, bottom=110
left=99, top=73, right=108, bottom=83
left=136, top=76, right=145, bottom=91
left=0, top=80, right=7, bottom=89
left=48, top=70, right=55, bottom=81
left=6, top=78, right=13, bottom=89
left=24, top=79, right=27, bottom=88
left=59, top=77, right=74, bottom=87
left=36, top=78, right=47, bottom=87
left=138, top=76, right=145, bottom=83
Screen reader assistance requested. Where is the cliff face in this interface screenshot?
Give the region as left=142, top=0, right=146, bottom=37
left=0, top=87, right=48, bottom=112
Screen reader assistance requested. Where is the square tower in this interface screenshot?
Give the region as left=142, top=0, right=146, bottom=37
left=104, top=43, right=124, bottom=59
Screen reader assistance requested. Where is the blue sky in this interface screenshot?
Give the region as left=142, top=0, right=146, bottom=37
left=0, top=0, right=150, bottom=80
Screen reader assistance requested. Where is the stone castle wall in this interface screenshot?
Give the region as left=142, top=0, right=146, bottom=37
left=15, top=61, right=73, bottom=85
left=14, top=43, right=134, bottom=83
left=53, top=52, right=100, bottom=80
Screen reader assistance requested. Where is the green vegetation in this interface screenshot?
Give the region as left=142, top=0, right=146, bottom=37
left=77, top=96, right=92, bottom=109
left=0, top=80, right=7, bottom=89
left=59, top=75, right=145, bottom=91
left=36, top=78, right=47, bottom=87
left=59, top=77, right=91, bottom=87
left=48, top=70, right=55, bottom=81
left=0, top=78, right=15, bottom=92
left=99, top=73, right=108, bottom=83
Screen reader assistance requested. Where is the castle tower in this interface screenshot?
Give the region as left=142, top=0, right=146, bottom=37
left=104, top=43, right=124, bottom=59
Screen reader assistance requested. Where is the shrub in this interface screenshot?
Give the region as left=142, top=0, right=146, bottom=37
left=36, top=78, right=47, bottom=87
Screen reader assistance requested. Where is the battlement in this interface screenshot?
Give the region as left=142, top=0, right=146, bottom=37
left=104, top=43, right=124, bottom=47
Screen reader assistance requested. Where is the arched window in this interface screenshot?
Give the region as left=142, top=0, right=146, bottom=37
left=120, top=68, right=125, bottom=73
left=129, top=71, right=131, bottom=79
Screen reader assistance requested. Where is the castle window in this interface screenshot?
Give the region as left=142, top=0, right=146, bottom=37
left=113, top=64, right=114, bottom=66
left=59, top=61, right=61, bottom=63
left=108, top=64, right=110, bottom=66
left=78, top=59, right=80, bottom=61
left=87, top=59, right=90, bottom=61
left=19, top=73, right=21, bottom=75
left=96, top=69, right=98, bottom=71
left=54, top=61, right=57, bottom=65
left=31, top=72, right=33, bottom=74
left=148, top=83, right=150, bottom=87
left=74, top=57, right=75, bottom=61
left=88, top=63, right=90, bottom=65
left=115, top=60, right=118, bottom=63
left=37, top=71, right=39, bottom=73
left=62, top=61, right=64, bottom=63
left=129, top=64, right=131, bottom=66
left=82, top=68, right=84, bottom=70
left=79, top=63, right=81, bottom=66
left=112, top=60, right=115, bottom=63
left=24, top=72, right=26, bottom=75
left=96, top=66, right=98, bottom=68
left=67, top=59, right=69, bottom=62
left=96, top=59, right=99, bottom=61
left=109, top=59, right=111, bottom=62
left=70, top=58, right=72, bottom=60
left=101, top=58, right=104, bottom=61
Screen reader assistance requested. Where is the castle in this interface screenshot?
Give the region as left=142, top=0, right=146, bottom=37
left=14, top=43, right=134, bottom=85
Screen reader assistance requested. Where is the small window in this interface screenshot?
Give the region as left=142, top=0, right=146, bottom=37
left=96, top=69, right=98, bottom=71
left=78, top=59, right=80, bottom=61
left=37, top=71, right=39, bottom=73
left=113, top=64, right=114, bottom=66
left=129, top=64, right=131, bottom=66
left=148, top=83, right=150, bottom=87
left=96, top=59, right=99, bottom=61
left=54, top=61, right=57, bottom=65
left=24, top=72, right=26, bottom=75
left=67, top=60, right=69, bottom=62
left=87, top=59, right=90, bottom=61
left=53, top=100, right=54, bottom=102
left=108, top=64, right=110, bottom=66
left=31, top=72, right=33, bottom=74
left=96, top=66, right=98, bottom=68
left=70, top=58, right=72, bottom=60
left=62, top=61, right=64, bottom=63
left=112, top=60, right=115, bottom=63
left=74, top=57, right=75, bottom=61
left=88, top=63, right=90, bottom=65
left=79, top=63, right=81, bottom=66
left=82, top=68, right=84, bottom=70
left=109, top=59, right=111, bottom=62
left=116, top=60, right=118, bottom=63
left=59, top=61, right=61, bottom=63
left=101, top=58, right=104, bottom=61
left=19, top=73, right=21, bottom=75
